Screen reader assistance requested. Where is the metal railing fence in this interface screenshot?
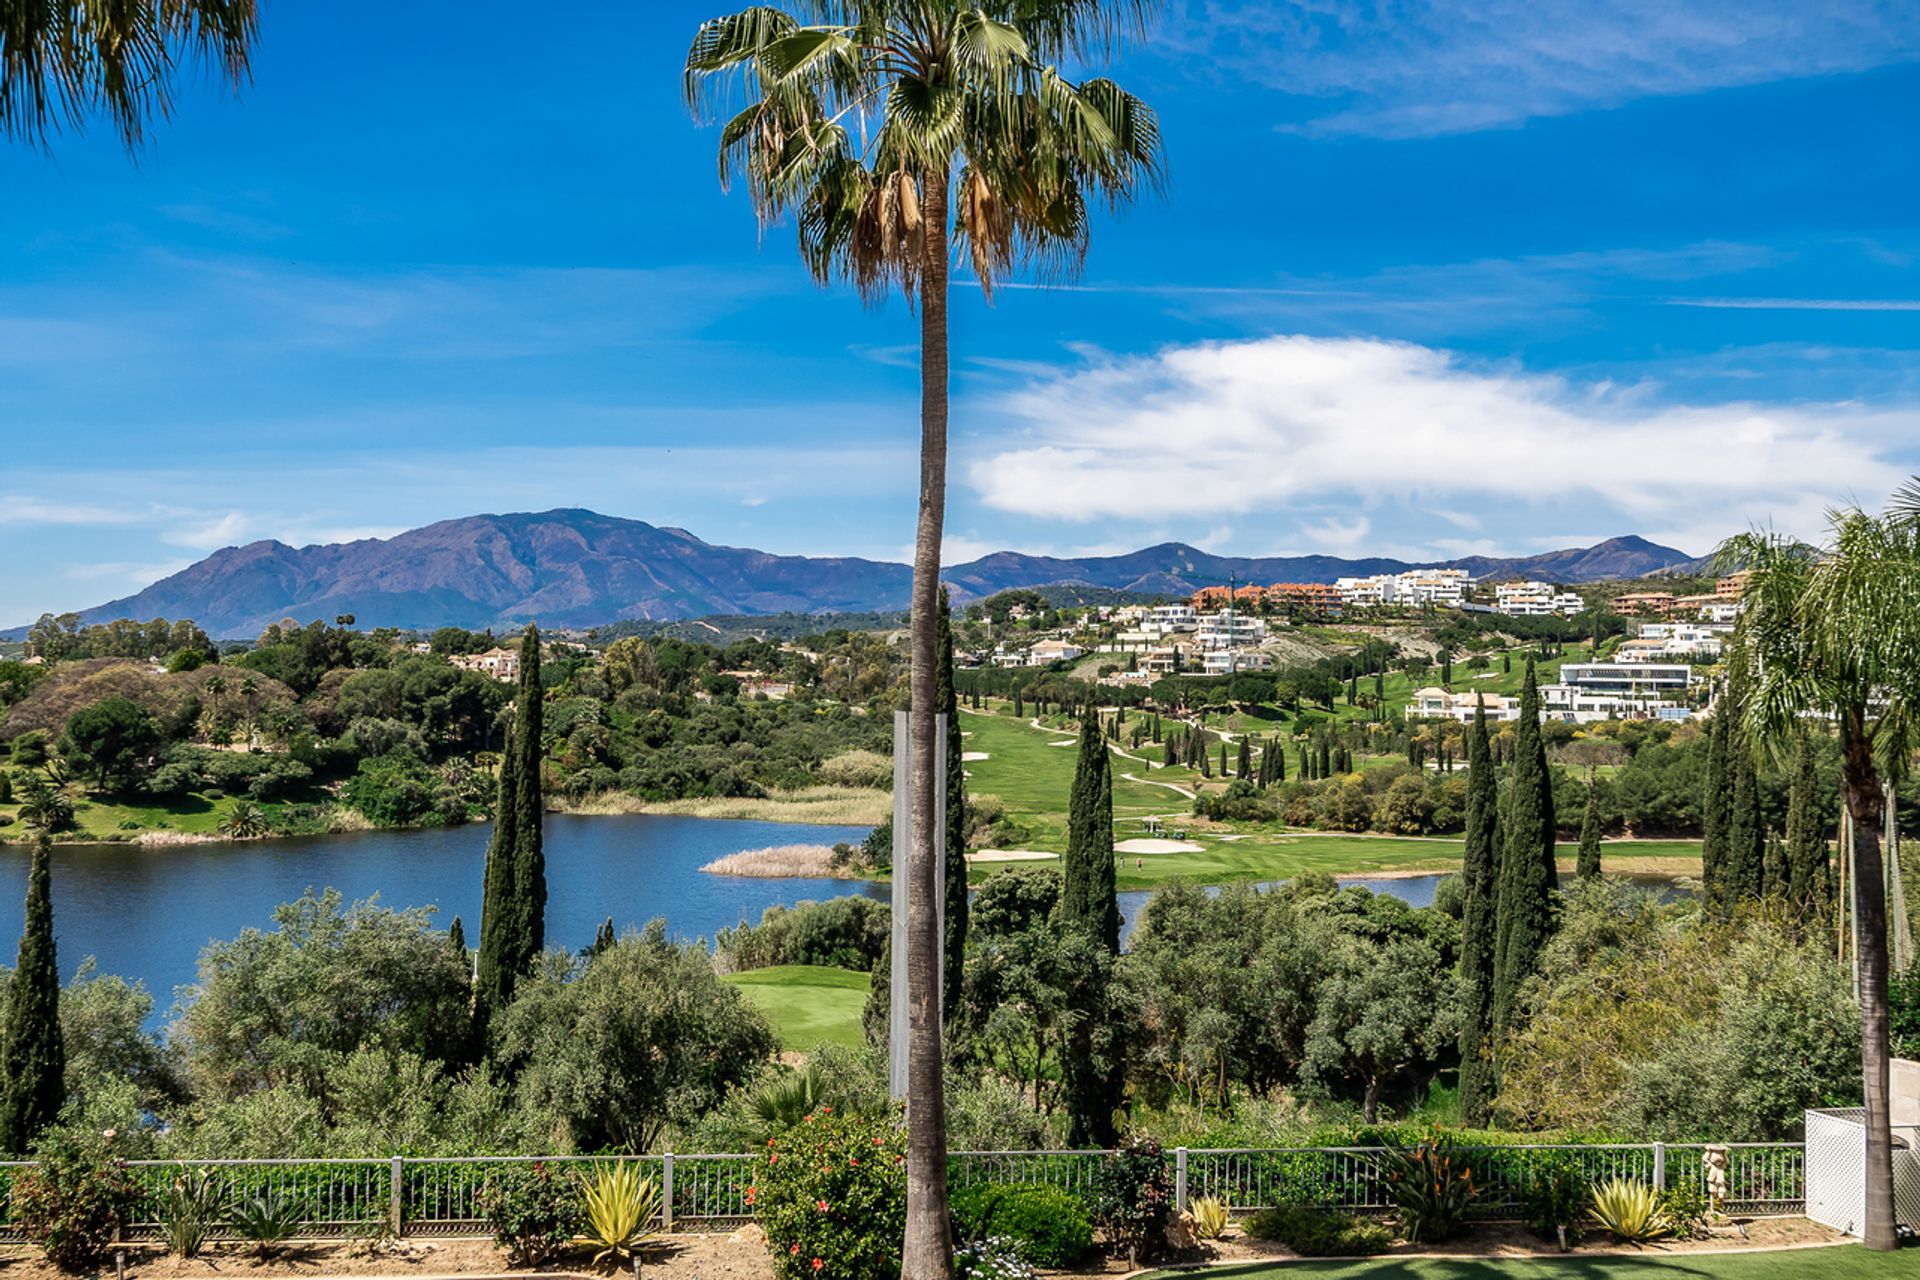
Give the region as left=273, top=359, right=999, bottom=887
left=0, top=1140, right=1805, bottom=1240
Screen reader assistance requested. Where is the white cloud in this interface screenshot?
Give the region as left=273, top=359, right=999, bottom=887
left=0, top=496, right=145, bottom=526
left=1170, top=1, right=1920, bottom=138
left=969, top=335, right=1915, bottom=547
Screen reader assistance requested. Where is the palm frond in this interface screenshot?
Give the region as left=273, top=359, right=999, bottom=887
left=2, top=0, right=256, bottom=150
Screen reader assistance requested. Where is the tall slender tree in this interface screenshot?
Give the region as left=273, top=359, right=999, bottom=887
left=1061, top=707, right=1119, bottom=952
left=1456, top=699, right=1501, bottom=1127
left=686, top=13, right=1161, bottom=1268
left=1492, top=657, right=1556, bottom=1036
left=474, top=626, right=546, bottom=1033
left=0, top=835, right=62, bottom=1154
left=1575, top=779, right=1603, bottom=880
left=1700, top=690, right=1732, bottom=907
left=1725, top=723, right=1765, bottom=906
left=1785, top=729, right=1832, bottom=915
left=1235, top=736, right=1251, bottom=780
left=935, top=591, right=968, bottom=1022
left=1722, top=479, right=1920, bottom=1251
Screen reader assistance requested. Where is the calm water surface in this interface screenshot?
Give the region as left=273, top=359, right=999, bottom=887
left=0, top=815, right=879, bottom=1008
left=0, top=821, right=1686, bottom=1012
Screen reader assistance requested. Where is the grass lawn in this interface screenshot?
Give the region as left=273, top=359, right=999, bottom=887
left=720, top=964, right=870, bottom=1053
left=1144, top=1246, right=1918, bottom=1279
left=0, top=788, right=266, bottom=842
left=962, top=707, right=1699, bottom=891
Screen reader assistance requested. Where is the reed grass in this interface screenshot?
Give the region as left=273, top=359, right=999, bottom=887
left=699, top=844, right=846, bottom=878
left=559, top=786, right=888, bottom=826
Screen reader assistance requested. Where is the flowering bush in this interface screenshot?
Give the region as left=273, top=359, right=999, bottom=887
left=954, top=1237, right=1039, bottom=1280
left=755, top=1108, right=906, bottom=1280
left=1377, top=1126, right=1476, bottom=1243
left=478, top=1161, right=582, bottom=1266
left=1089, top=1137, right=1175, bottom=1262
left=12, top=1129, right=137, bottom=1271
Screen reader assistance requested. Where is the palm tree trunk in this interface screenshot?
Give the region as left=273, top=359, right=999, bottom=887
left=901, top=167, right=955, bottom=1280
left=1844, top=725, right=1897, bottom=1251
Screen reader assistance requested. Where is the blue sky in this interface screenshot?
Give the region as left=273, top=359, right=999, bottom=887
left=4, top=0, right=1920, bottom=624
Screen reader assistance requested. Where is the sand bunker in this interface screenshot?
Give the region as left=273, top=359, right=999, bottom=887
left=961, top=751, right=990, bottom=761
left=967, top=849, right=1059, bottom=863
left=1115, top=838, right=1204, bottom=854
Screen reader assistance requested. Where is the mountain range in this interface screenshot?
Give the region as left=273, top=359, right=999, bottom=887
left=17, top=509, right=1695, bottom=638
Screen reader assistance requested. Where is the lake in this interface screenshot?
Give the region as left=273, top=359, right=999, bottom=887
left=0, top=820, right=1686, bottom=1015
left=0, top=815, right=880, bottom=1010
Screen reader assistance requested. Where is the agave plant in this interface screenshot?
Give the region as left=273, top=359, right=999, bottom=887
left=1590, top=1178, right=1669, bottom=1243
left=577, top=1162, right=661, bottom=1265
left=1375, top=1126, right=1477, bottom=1243
left=229, top=1190, right=306, bottom=1256
left=159, top=1167, right=226, bottom=1258
left=1189, top=1195, right=1230, bottom=1241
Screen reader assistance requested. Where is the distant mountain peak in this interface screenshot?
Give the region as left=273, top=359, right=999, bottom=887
left=15, top=510, right=1696, bottom=637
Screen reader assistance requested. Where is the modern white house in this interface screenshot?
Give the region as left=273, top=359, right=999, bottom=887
left=1410, top=687, right=1522, bottom=722
left=1493, top=580, right=1586, bottom=616
left=1201, top=648, right=1273, bottom=676
left=1146, top=604, right=1199, bottom=635
left=1540, top=660, right=1695, bottom=722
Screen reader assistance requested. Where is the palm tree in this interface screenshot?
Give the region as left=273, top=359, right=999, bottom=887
left=1721, top=478, right=1920, bottom=1252
left=218, top=800, right=269, bottom=839
left=0, top=0, right=258, bottom=149
left=685, top=6, right=1161, bottom=1272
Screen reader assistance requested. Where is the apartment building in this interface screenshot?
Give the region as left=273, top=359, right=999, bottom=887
left=1145, top=604, right=1199, bottom=635
left=1493, top=580, right=1586, bottom=616
left=1613, top=592, right=1678, bottom=617
left=1540, top=660, right=1694, bottom=723
left=1202, top=648, right=1274, bottom=676
left=1336, top=568, right=1472, bottom=608
left=1266, top=582, right=1343, bottom=614
left=1197, top=612, right=1266, bottom=650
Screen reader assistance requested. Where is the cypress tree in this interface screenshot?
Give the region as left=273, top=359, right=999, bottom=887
left=1700, top=693, right=1731, bottom=909
left=448, top=914, right=467, bottom=960
left=1457, top=699, right=1501, bottom=1128
left=475, top=625, right=546, bottom=1032
left=1199, top=739, right=1212, bottom=778
left=1785, top=729, right=1831, bottom=914
left=1492, top=657, right=1556, bottom=1037
left=1236, top=737, right=1251, bottom=780
left=0, top=772, right=10, bottom=805
left=1162, top=737, right=1176, bottom=767
left=1061, top=708, right=1119, bottom=952
left=935, top=591, right=969, bottom=1022
left=1726, top=730, right=1764, bottom=906
left=1274, top=744, right=1286, bottom=783
left=1576, top=779, right=1603, bottom=879
left=1298, top=744, right=1309, bottom=781
left=0, top=835, right=63, bottom=1155
left=1762, top=832, right=1787, bottom=900
left=1013, top=689, right=1024, bottom=718
left=1219, top=741, right=1229, bottom=777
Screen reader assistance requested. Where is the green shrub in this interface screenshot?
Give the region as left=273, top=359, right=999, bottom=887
left=479, top=1161, right=582, bottom=1266
left=756, top=1109, right=906, bottom=1280
left=1376, top=1126, right=1476, bottom=1243
left=1088, top=1137, right=1175, bottom=1263
left=1661, top=1179, right=1713, bottom=1240
left=11, top=1129, right=138, bottom=1271
left=1520, top=1155, right=1589, bottom=1245
left=949, top=1183, right=1091, bottom=1266
left=1242, top=1206, right=1392, bottom=1256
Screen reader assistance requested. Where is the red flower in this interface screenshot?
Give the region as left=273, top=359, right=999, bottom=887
left=849, top=1157, right=859, bottom=1166
left=790, top=1244, right=801, bottom=1256
left=816, top=1199, right=830, bottom=1212
left=812, top=1260, right=824, bottom=1272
